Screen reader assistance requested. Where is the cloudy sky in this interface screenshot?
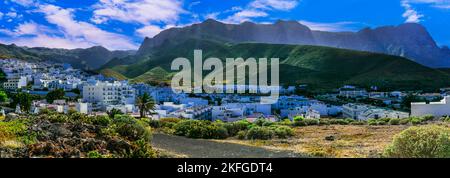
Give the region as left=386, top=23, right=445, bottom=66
left=0, top=0, right=449, bottom=50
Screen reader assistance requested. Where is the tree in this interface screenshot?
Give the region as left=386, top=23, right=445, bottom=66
left=136, top=93, right=155, bottom=118
left=11, top=92, right=32, bottom=113
left=46, top=89, right=65, bottom=104
left=0, top=90, right=8, bottom=103
left=108, top=108, right=123, bottom=119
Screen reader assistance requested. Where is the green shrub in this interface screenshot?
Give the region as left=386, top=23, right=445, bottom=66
left=173, top=120, right=228, bottom=139
left=246, top=126, right=274, bottom=140
left=303, top=119, right=319, bottom=126
left=112, top=115, right=152, bottom=142
left=293, top=116, right=304, bottom=122
left=91, top=115, right=111, bottom=126
left=367, top=119, right=378, bottom=126
left=292, top=120, right=307, bottom=127
left=148, top=119, right=162, bottom=128
left=422, top=115, right=435, bottom=122
left=224, top=120, right=251, bottom=136
left=384, top=125, right=450, bottom=158
left=46, top=114, right=69, bottom=123
left=87, top=151, right=104, bottom=158
left=389, top=118, right=401, bottom=125
left=329, top=119, right=349, bottom=125
left=377, top=120, right=387, bottom=125
left=128, top=139, right=157, bottom=158
left=318, top=119, right=330, bottom=126
left=205, top=123, right=228, bottom=139
left=399, top=118, right=410, bottom=125
left=279, top=119, right=292, bottom=126
left=273, top=126, right=294, bottom=139
left=410, top=117, right=424, bottom=125
left=237, top=131, right=246, bottom=140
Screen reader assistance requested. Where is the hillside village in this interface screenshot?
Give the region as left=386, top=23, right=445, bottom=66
left=1, top=58, right=449, bottom=122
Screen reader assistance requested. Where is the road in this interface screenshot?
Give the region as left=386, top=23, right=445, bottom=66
left=152, top=133, right=306, bottom=158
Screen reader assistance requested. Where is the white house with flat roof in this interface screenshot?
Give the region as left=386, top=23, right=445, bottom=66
left=411, top=96, right=450, bottom=117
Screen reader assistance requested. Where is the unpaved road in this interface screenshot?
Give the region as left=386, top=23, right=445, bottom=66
left=152, top=134, right=306, bottom=158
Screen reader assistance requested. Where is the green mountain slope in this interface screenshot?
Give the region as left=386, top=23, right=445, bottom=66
left=101, top=39, right=450, bottom=91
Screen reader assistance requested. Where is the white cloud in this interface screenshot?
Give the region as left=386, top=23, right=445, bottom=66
left=6, top=12, right=18, bottom=18
left=401, top=0, right=424, bottom=23
left=220, top=0, right=299, bottom=24
left=136, top=25, right=163, bottom=38
left=250, top=0, right=299, bottom=11
left=0, top=12, right=3, bottom=19
left=10, top=0, right=36, bottom=7
left=33, top=4, right=138, bottom=50
left=224, top=9, right=268, bottom=24
left=406, top=0, right=450, bottom=9
left=92, top=0, right=185, bottom=25
left=298, top=20, right=359, bottom=32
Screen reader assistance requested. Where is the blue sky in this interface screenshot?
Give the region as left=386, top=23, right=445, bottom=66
left=0, top=0, right=449, bottom=50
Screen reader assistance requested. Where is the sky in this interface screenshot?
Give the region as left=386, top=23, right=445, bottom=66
left=0, top=0, right=449, bottom=50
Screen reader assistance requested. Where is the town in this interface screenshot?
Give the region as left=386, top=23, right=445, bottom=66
left=1, top=58, right=449, bottom=122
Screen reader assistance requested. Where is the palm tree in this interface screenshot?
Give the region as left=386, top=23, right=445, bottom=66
left=137, top=93, right=155, bottom=118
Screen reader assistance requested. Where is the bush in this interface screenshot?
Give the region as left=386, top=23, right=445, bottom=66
left=292, top=120, right=307, bottom=127
left=329, top=119, right=349, bottom=125
left=279, top=119, right=292, bottom=126
left=384, top=125, right=450, bottom=158
left=293, top=116, right=304, bottom=122
left=303, top=119, right=319, bottom=126
left=148, top=120, right=162, bottom=128
left=90, top=115, right=111, bottom=127
left=318, top=119, right=330, bottom=126
left=112, top=115, right=152, bottom=142
left=399, top=118, right=410, bottom=125
left=367, top=119, right=378, bottom=126
left=246, top=126, right=274, bottom=140
left=173, top=120, right=228, bottom=139
left=422, top=115, right=435, bottom=122
left=224, top=120, right=251, bottom=136
left=389, top=118, right=401, bottom=125
left=410, top=117, right=424, bottom=125
left=237, top=131, right=246, bottom=140
left=87, top=151, right=104, bottom=158
left=273, top=126, right=294, bottom=139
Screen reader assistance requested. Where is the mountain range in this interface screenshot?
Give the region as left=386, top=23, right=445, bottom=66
left=138, top=19, right=450, bottom=68
left=0, top=43, right=135, bottom=70
left=1, top=19, right=450, bottom=91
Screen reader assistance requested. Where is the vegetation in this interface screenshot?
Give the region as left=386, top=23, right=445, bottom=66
left=45, top=89, right=65, bottom=104
left=384, top=125, right=450, bottom=158
left=9, top=92, right=34, bottom=113
left=0, top=90, right=8, bottom=103
left=136, top=93, right=155, bottom=118
left=0, top=111, right=158, bottom=158
left=102, top=38, right=450, bottom=91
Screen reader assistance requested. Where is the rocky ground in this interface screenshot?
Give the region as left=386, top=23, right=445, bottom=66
left=1, top=113, right=157, bottom=158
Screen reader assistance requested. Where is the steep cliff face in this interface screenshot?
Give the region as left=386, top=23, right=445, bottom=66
left=137, top=19, right=450, bottom=68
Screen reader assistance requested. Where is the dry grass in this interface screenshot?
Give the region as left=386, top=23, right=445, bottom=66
left=219, top=125, right=411, bottom=158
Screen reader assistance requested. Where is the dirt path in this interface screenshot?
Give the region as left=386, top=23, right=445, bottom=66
left=152, top=134, right=306, bottom=158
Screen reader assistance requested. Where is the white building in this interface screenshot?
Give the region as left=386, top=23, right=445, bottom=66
left=342, top=104, right=369, bottom=120
left=343, top=103, right=408, bottom=120
left=411, top=96, right=450, bottom=117
left=339, top=87, right=368, bottom=98
left=83, top=81, right=136, bottom=109
left=3, top=76, right=27, bottom=90
left=76, top=102, right=92, bottom=114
